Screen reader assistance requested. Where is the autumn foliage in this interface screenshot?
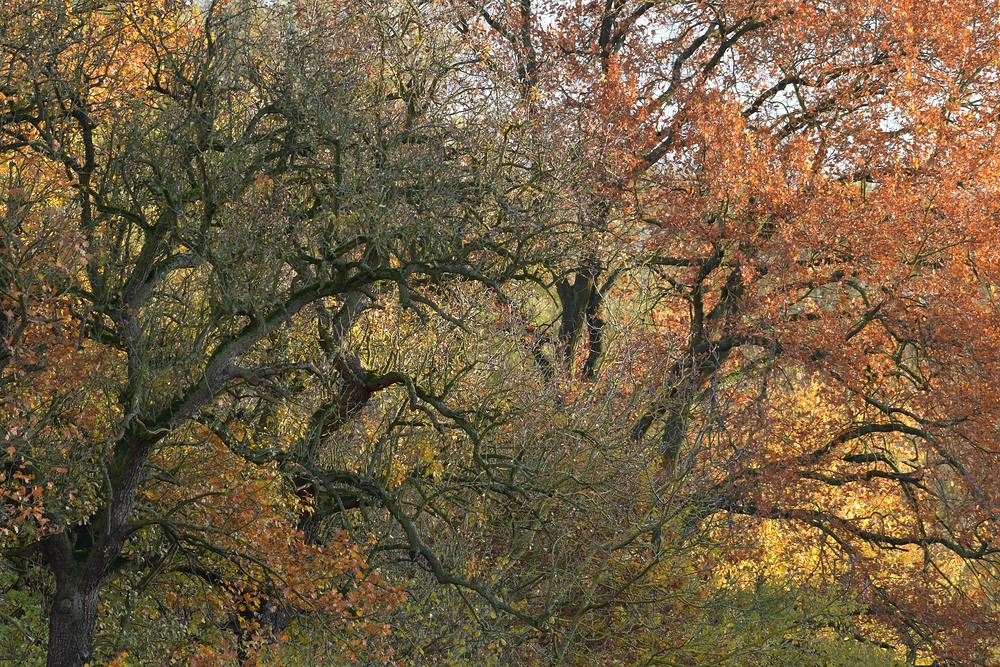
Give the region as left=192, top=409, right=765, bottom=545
left=3, top=0, right=1000, bottom=666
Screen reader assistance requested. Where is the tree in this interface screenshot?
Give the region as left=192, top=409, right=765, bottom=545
left=6, top=1, right=1000, bottom=666
left=0, top=1, right=566, bottom=664
left=460, top=0, right=1000, bottom=662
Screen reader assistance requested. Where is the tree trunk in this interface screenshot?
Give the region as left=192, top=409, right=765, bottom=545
left=46, top=578, right=99, bottom=667
left=555, top=270, right=594, bottom=369
left=40, top=435, right=146, bottom=667
left=582, top=270, right=618, bottom=379
left=556, top=258, right=602, bottom=372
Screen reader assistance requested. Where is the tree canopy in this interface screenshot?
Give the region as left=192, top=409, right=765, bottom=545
left=3, top=1, right=1000, bottom=666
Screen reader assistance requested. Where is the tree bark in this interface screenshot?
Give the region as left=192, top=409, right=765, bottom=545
left=41, top=434, right=148, bottom=666
left=45, top=573, right=99, bottom=667
left=582, top=270, right=618, bottom=379
left=555, top=271, right=593, bottom=368
left=556, top=258, right=602, bottom=372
